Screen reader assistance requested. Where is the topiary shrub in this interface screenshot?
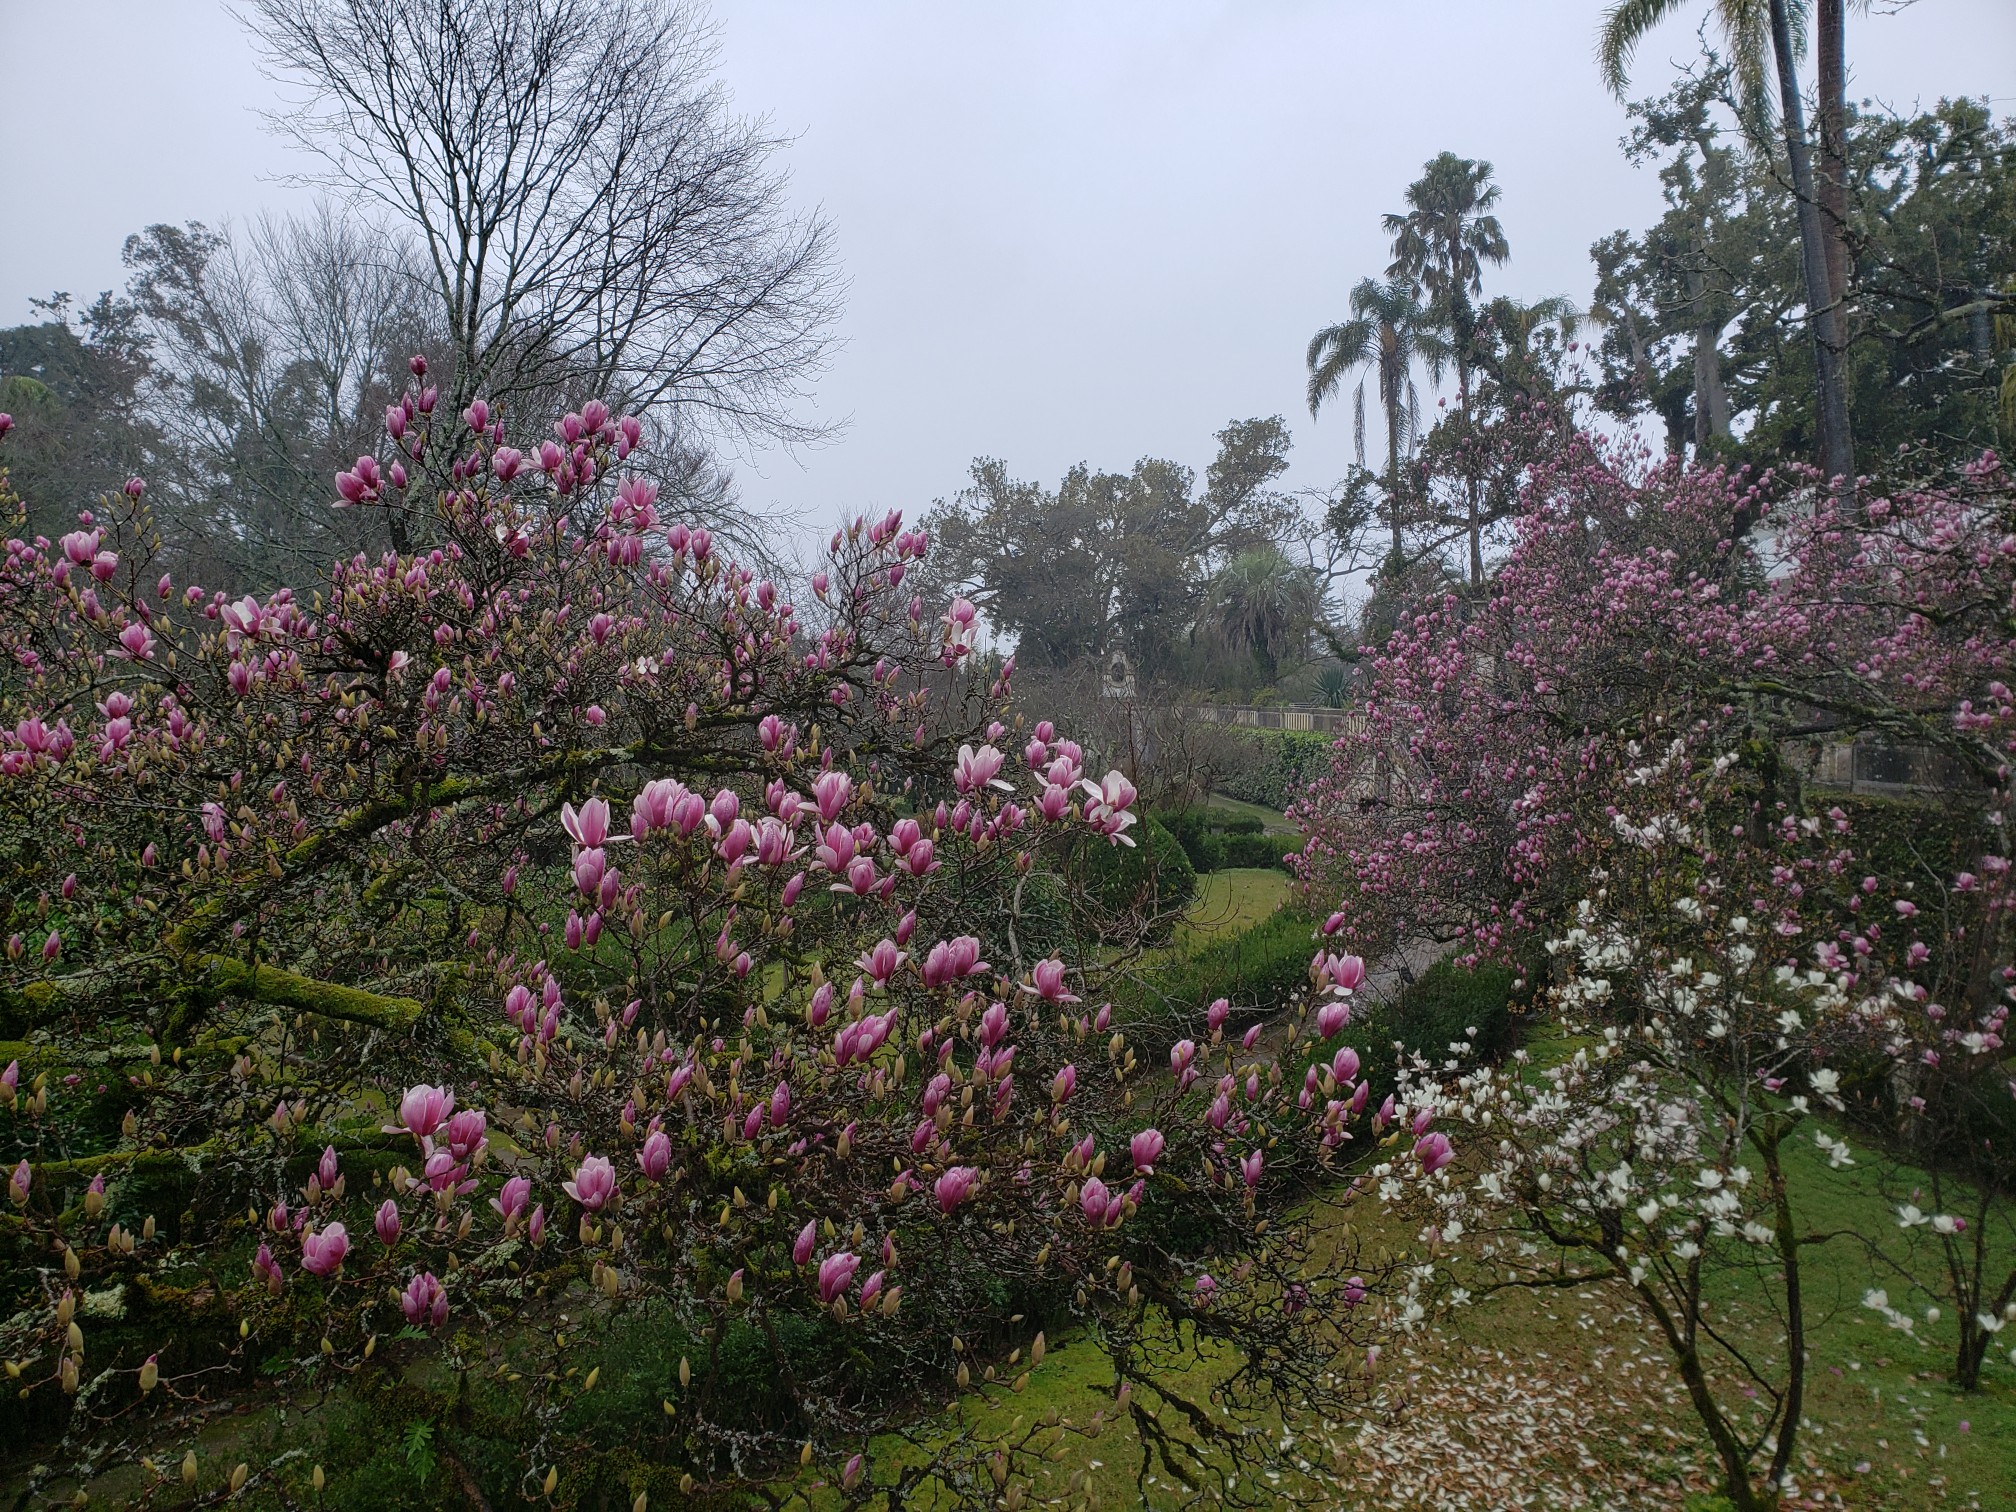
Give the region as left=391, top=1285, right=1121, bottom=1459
left=1071, top=814, right=1197, bottom=943
left=1220, top=832, right=1302, bottom=871
left=1389, top=955, right=1521, bottom=1064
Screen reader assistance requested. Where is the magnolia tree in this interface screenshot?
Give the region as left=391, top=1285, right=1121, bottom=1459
left=1296, top=436, right=2015, bottom=1502
left=1375, top=741, right=1886, bottom=1511
left=0, top=377, right=1406, bottom=1508
left=1295, top=434, right=2014, bottom=970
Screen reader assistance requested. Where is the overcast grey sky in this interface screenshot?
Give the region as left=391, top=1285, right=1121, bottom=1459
left=2, top=0, right=2010, bottom=528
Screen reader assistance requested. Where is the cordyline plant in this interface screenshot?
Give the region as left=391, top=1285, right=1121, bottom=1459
left=0, top=375, right=1406, bottom=1508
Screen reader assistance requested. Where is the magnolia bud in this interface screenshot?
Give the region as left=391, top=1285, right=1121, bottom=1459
left=182, top=1452, right=198, bottom=1485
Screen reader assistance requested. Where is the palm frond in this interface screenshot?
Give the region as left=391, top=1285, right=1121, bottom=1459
left=1598, top=0, right=1689, bottom=96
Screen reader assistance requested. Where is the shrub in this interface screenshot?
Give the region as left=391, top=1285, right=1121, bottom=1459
left=1217, top=729, right=1333, bottom=812
left=1073, top=814, right=1196, bottom=940
left=1155, top=807, right=1290, bottom=873
left=1389, top=956, right=1520, bottom=1063
left=1220, top=831, right=1302, bottom=871
left=1117, top=907, right=1318, bottom=1047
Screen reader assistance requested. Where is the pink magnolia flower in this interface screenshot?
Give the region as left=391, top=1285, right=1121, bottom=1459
left=563, top=1154, right=617, bottom=1211
left=1021, top=959, right=1079, bottom=1004
left=401, top=1270, right=449, bottom=1330
left=812, top=769, right=852, bottom=823
left=561, top=798, right=613, bottom=848
left=1415, top=1131, right=1454, bottom=1175
left=794, top=1220, right=818, bottom=1266
left=252, top=1243, right=283, bottom=1292
left=7, top=1159, right=29, bottom=1205
left=1080, top=1175, right=1121, bottom=1227
left=935, top=1166, right=979, bottom=1213
left=953, top=743, right=1010, bottom=794
left=1316, top=1001, right=1352, bottom=1039
left=374, top=1199, right=401, bottom=1246
left=1051, top=1064, right=1077, bottom=1102
left=977, top=1001, right=1010, bottom=1049
left=491, top=1176, right=532, bottom=1222
left=639, top=1129, right=672, bottom=1181
left=301, top=1223, right=350, bottom=1277
left=439, top=1108, right=487, bottom=1163
left=1194, top=1273, right=1217, bottom=1303
left=858, top=938, right=905, bottom=987
left=858, top=1270, right=886, bottom=1310
left=818, top=1251, right=860, bottom=1303
left=1130, top=1128, right=1165, bottom=1174
left=389, top=1083, right=454, bottom=1139
left=1239, top=1149, right=1264, bottom=1188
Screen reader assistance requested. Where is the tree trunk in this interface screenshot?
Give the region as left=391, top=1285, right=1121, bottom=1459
left=1816, top=0, right=1851, bottom=314
left=1384, top=391, right=1405, bottom=570
left=1451, top=294, right=1483, bottom=587
left=1685, top=257, right=1732, bottom=451
left=1770, top=0, right=1856, bottom=495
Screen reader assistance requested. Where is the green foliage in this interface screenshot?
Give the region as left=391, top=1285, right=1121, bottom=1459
left=1217, top=729, right=1333, bottom=812
left=1157, top=806, right=1281, bottom=875
left=1389, top=955, right=1520, bottom=1063
left=1219, top=831, right=1300, bottom=871
left=1071, top=816, right=1197, bottom=942
left=1592, top=69, right=2014, bottom=468
left=1123, top=906, right=1317, bottom=1042
left=1304, top=955, right=1522, bottom=1102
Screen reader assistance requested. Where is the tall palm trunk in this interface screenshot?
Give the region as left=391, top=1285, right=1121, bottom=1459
left=1449, top=292, right=1483, bottom=586
left=1383, top=379, right=1405, bottom=570
left=1768, top=0, right=1855, bottom=494
left=1815, top=0, right=1850, bottom=314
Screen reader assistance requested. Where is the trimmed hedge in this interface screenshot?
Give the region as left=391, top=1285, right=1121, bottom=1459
left=1304, top=955, right=1523, bottom=1102
left=1072, top=815, right=1197, bottom=943
left=1218, top=729, right=1334, bottom=811
left=1221, top=831, right=1301, bottom=870
left=1113, top=906, right=1317, bottom=1044
left=1159, top=808, right=1301, bottom=874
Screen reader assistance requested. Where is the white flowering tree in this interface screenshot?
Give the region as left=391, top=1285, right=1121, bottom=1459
left=1375, top=741, right=1876, bottom=1512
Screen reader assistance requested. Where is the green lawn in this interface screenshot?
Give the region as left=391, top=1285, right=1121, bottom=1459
left=1202, top=795, right=1298, bottom=834
left=1173, top=868, right=1293, bottom=951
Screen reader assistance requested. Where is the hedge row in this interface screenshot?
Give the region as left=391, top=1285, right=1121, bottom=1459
left=1158, top=807, right=1303, bottom=874
left=1118, top=901, right=1523, bottom=1100
left=1217, top=729, right=1335, bottom=812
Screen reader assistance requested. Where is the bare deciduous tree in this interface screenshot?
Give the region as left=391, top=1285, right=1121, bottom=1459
left=240, top=0, right=842, bottom=453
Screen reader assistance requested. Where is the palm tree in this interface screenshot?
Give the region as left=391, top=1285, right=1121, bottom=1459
left=1384, top=153, right=1511, bottom=584
left=1306, top=279, right=1448, bottom=570
left=1211, top=547, right=1322, bottom=685
left=1478, top=293, right=1584, bottom=398
left=1599, top=0, right=1855, bottom=495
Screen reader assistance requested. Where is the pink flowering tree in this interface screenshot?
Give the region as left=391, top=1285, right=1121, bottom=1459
left=0, top=375, right=1402, bottom=1506
left=1296, top=434, right=2014, bottom=973
left=1291, top=419, right=2016, bottom=1504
